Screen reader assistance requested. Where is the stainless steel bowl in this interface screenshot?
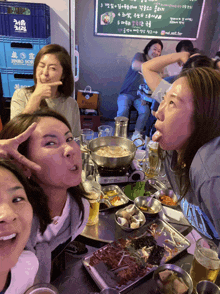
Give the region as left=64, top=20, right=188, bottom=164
left=134, top=196, right=162, bottom=215
left=196, top=280, right=220, bottom=294
left=153, top=264, right=193, bottom=294
left=88, top=136, right=144, bottom=169
left=154, top=189, right=178, bottom=208
left=115, top=204, right=146, bottom=231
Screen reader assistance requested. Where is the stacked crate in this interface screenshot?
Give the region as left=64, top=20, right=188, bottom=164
left=0, top=1, right=51, bottom=99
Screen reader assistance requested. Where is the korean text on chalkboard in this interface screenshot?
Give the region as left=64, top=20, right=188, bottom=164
left=95, top=0, right=205, bottom=40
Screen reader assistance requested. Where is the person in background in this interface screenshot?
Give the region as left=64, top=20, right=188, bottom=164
left=0, top=108, right=90, bottom=283
left=142, top=52, right=216, bottom=105
left=10, top=44, right=81, bottom=138
left=116, top=39, right=164, bottom=145
left=0, top=159, right=47, bottom=294
left=166, top=40, right=194, bottom=77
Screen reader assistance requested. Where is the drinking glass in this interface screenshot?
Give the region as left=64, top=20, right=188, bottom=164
left=98, top=125, right=113, bottom=137
left=80, top=129, right=94, bottom=152
left=190, top=238, right=220, bottom=290
left=83, top=180, right=101, bottom=226
left=24, top=283, right=58, bottom=294
left=144, top=140, right=161, bottom=179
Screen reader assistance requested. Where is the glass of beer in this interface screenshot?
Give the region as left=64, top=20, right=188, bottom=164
left=190, top=238, right=220, bottom=290
left=144, top=140, right=161, bottom=179
left=83, top=180, right=101, bottom=226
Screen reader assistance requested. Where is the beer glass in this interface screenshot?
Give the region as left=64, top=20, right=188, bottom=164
left=24, top=283, right=58, bottom=294
left=83, top=180, right=101, bottom=226
left=98, top=125, right=113, bottom=137
left=190, top=238, right=220, bottom=290
left=144, top=140, right=161, bottom=179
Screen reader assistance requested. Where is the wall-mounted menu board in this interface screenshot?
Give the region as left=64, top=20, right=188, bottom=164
left=95, top=0, right=205, bottom=40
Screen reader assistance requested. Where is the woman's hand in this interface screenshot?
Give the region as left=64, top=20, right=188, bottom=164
left=34, top=72, right=62, bottom=101
left=0, top=123, right=41, bottom=171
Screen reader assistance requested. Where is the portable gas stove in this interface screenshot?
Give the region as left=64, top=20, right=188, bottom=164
left=95, top=160, right=145, bottom=184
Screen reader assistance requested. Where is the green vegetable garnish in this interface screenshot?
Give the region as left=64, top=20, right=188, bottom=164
left=123, top=181, right=146, bottom=200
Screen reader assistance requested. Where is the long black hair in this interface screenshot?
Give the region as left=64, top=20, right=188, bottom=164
left=170, top=68, right=220, bottom=197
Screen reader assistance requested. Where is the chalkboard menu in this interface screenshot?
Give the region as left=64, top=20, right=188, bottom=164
left=95, top=0, right=205, bottom=40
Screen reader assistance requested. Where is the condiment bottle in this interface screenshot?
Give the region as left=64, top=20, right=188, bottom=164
left=114, top=116, right=128, bottom=138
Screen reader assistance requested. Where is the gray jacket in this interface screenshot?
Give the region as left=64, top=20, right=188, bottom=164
left=164, top=137, right=220, bottom=256
left=25, top=196, right=90, bottom=283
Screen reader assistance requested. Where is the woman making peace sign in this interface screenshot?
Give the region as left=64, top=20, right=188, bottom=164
left=10, top=44, right=81, bottom=138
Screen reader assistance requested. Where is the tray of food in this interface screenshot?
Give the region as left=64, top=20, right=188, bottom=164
left=100, top=185, right=130, bottom=211
left=82, top=219, right=191, bottom=293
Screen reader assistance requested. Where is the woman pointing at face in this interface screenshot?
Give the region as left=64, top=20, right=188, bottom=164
left=10, top=44, right=81, bottom=138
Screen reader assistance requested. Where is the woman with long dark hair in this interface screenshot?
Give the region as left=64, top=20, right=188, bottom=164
left=0, top=108, right=90, bottom=282
left=10, top=44, right=81, bottom=137
left=144, top=65, right=220, bottom=255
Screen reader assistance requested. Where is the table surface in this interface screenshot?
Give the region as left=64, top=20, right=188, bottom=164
left=52, top=208, right=196, bottom=294
left=79, top=203, right=192, bottom=248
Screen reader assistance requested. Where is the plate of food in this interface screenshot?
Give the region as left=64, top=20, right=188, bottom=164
left=153, top=264, right=193, bottom=294
left=115, top=204, right=146, bottom=231
left=100, top=185, right=130, bottom=211
left=82, top=219, right=191, bottom=292
left=154, top=189, right=178, bottom=208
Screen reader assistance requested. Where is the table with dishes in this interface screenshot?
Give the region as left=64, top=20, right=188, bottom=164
left=52, top=124, right=220, bottom=294
left=52, top=178, right=220, bottom=293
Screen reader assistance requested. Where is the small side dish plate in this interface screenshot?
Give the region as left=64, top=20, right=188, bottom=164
left=100, top=185, right=130, bottom=211
left=115, top=204, right=146, bottom=231
left=154, top=189, right=179, bottom=208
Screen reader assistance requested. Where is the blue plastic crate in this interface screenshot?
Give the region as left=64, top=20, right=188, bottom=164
left=0, top=68, right=34, bottom=97
left=0, top=1, right=50, bottom=38
left=0, top=36, right=51, bottom=69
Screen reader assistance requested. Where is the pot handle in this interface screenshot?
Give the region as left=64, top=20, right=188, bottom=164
left=132, top=137, right=145, bottom=149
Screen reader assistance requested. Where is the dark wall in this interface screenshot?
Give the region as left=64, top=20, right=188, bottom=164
left=75, top=0, right=219, bottom=119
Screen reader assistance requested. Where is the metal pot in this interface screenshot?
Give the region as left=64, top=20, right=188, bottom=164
left=88, top=136, right=144, bottom=169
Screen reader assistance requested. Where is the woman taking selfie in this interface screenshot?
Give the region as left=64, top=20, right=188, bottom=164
left=0, top=159, right=50, bottom=293
left=144, top=65, right=220, bottom=255
left=0, top=109, right=90, bottom=283
left=10, top=44, right=81, bottom=138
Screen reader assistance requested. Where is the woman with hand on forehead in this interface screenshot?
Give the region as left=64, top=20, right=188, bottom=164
left=10, top=44, right=81, bottom=138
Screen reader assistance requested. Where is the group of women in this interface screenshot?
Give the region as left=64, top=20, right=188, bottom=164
left=0, top=45, right=90, bottom=293
left=0, top=41, right=220, bottom=293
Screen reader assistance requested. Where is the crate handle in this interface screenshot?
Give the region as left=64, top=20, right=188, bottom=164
left=14, top=74, right=33, bottom=80
left=11, top=42, right=33, bottom=49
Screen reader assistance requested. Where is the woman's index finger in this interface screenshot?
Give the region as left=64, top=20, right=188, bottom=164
left=14, top=123, right=37, bottom=145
